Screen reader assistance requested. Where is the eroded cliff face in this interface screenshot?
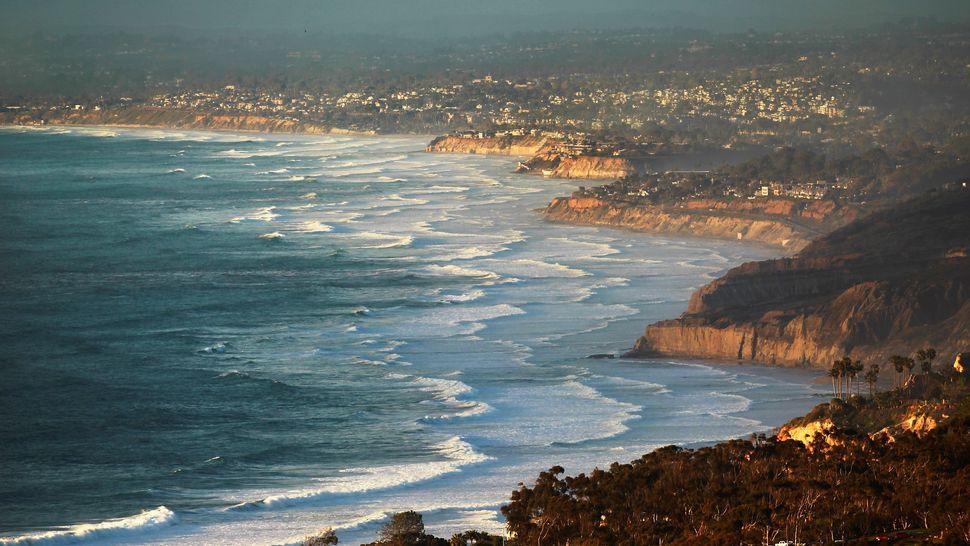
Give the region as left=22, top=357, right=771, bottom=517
left=523, top=153, right=637, bottom=179
left=544, top=196, right=812, bottom=250
left=630, top=189, right=970, bottom=369
left=426, top=137, right=635, bottom=179
left=425, top=135, right=553, bottom=156
left=4, top=107, right=361, bottom=135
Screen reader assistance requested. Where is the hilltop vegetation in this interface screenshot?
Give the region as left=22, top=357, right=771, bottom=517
left=500, top=367, right=970, bottom=545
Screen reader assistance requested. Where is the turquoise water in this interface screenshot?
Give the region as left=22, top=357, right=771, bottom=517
left=0, top=127, right=823, bottom=545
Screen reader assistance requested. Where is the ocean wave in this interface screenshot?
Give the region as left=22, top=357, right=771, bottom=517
left=230, top=206, right=278, bottom=223
left=73, top=128, right=118, bottom=138
left=193, top=174, right=212, bottom=180
left=353, top=232, right=414, bottom=249
left=390, top=373, right=494, bottom=420
left=421, top=264, right=499, bottom=280
left=218, top=148, right=284, bottom=159
left=257, top=168, right=289, bottom=174
left=380, top=194, right=429, bottom=206
left=259, top=231, right=285, bottom=240
left=0, top=507, right=177, bottom=546
left=201, top=342, right=228, bottom=354
left=166, top=168, right=185, bottom=174
left=390, top=304, right=525, bottom=338
left=408, top=185, right=470, bottom=194
left=427, top=245, right=505, bottom=262
left=439, top=289, right=486, bottom=303
left=327, top=166, right=384, bottom=177
left=226, top=436, right=490, bottom=511
left=300, top=192, right=317, bottom=200
left=294, top=221, right=333, bottom=233
left=331, top=154, right=408, bottom=169
left=589, top=374, right=671, bottom=395
left=484, top=259, right=589, bottom=279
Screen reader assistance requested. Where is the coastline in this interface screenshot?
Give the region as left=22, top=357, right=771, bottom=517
left=0, top=126, right=838, bottom=546
left=542, top=196, right=814, bottom=252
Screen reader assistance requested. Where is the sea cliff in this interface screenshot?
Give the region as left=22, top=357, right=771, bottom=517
left=426, top=135, right=637, bottom=179
left=425, top=134, right=554, bottom=156
left=629, top=188, right=970, bottom=369
left=544, top=196, right=814, bottom=250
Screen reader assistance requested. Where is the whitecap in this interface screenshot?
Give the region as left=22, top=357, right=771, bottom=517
left=193, top=174, right=211, bottom=180
left=225, top=436, right=490, bottom=511
left=230, top=207, right=277, bottom=223
left=259, top=231, right=285, bottom=240
left=391, top=373, right=494, bottom=420
left=352, top=232, right=414, bottom=249
left=0, top=506, right=177, bottom=546
left=295, top=221, right=333, bottom=233
left=422, top=264, right=499, bottom=280
left=439, top=289, right=486, bottom=303
left=202, top=342, right=228, bottom=354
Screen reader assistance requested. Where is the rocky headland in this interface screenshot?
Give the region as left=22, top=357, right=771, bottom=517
left=629, top=187, right=970, bottom=369
left=543, top=195, right=823, bottom=251
left=426, top=134, right=637, bottom=179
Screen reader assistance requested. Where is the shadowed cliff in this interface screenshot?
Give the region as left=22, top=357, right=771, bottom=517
left=630, top=187, right=970, bottom=367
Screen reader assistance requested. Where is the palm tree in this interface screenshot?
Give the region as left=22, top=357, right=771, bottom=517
left=828, top=364, right=840, bottom=399
left=890, top=355, right=907, bottom=389
left=903, top=356, right=916, bottom=385
left=916, top=348, right=937, bottom=375
left=865, top=363, right=879, bottom=397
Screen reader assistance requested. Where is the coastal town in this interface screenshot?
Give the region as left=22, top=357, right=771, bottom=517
left=4, top=24, right=967, bottom=154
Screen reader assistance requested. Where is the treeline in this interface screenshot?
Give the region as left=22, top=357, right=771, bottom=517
left=500, top=373, right=970, bottom=545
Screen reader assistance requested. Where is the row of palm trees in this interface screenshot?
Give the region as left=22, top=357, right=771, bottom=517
left=828, top=348, right=937, bottom=399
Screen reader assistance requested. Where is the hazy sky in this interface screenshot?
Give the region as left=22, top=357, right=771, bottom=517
left=5, top=0, right=970, bottom=37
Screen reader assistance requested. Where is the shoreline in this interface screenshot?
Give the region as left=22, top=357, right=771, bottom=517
left=1, top=121, right=393, bottom=139
left=0, top=126, right=832, bottom=540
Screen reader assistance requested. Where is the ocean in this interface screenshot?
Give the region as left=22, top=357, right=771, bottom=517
left=0, top=127, right=824, bottom=545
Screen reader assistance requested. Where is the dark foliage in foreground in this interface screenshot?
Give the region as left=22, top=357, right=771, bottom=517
left=501, top=395, right=970, bottom=545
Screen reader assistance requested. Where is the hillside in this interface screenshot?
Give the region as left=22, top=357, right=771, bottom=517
left=501, top=371, right=970, bottom=545
left=629, top=187, right=970, bottom=367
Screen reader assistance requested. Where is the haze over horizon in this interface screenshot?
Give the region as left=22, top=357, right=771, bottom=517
left=6, top=0, right=970, bottom=37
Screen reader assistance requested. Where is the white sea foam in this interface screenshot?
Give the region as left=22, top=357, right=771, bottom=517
left=422, top=264, right=499, bottom=280
left=391, top=304, right=525, bottom=338
left=201, top=343, right=227, bottom=354
left=484, top=259, right=589, bottom=279
left=166, top=168, right=185, bottom=174
left=226, top=436, right=490, bottom=511
left=230, top=206, right=278, bottom=223
left=294, top=221, right=333, bottom=233
left=353, top=232, right=414, bottom=249
left=0, top=507, right=178, bottom=546
left=192, top=174, right=211, bottom=180
left=300, top=192, right=317, bottom=200
left=259, top=231, right=285, bottom=240
left=439, top=289, right=486, bottom=303
left=392, top=374, right=494, bottom=420
left=219, top=149, right=284, bottom=159
left=408, top=185, right=470, bottom=194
